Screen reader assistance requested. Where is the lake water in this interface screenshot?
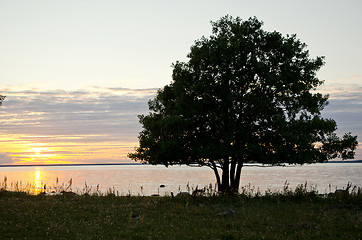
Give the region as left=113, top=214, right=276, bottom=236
left=0, top=163, right=361, bottom=196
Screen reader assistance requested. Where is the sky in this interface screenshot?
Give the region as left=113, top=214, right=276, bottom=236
left=0, top=0, right=361, bottom=165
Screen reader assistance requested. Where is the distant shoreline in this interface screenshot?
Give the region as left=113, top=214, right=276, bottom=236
left=0, top=160, right=361, bottom=168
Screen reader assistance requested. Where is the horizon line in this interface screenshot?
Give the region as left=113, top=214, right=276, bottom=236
left=0, top=160, right=361, bottom=168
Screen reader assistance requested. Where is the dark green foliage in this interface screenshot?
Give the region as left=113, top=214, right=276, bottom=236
left=129, top=16, right=358, bottom=193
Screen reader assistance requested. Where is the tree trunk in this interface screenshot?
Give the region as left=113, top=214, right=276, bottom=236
left=220, top=157, right=230, bottom=193
left=210, top=158, right=242, bottom=194
left=210, top=160, right=221, bottom=191
left=229, top=158, right=237, bottom=189
left=233, top=161, right=243, bottom=192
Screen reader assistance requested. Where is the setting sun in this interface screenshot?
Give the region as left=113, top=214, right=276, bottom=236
left=32, top=147, right=48, bottom=154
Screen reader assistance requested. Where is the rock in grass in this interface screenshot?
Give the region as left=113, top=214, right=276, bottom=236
left=334, top=189, right=349, bottom=198
left=176, top=192, right=191, bottom=198
left=61, top=191, right=77, bottom=197
left=217, top=209, right=236, bottom=217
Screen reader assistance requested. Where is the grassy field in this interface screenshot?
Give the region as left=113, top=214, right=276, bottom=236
left=0, top=186, right=361, bottom=240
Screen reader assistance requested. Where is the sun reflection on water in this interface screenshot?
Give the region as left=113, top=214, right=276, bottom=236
left=33, top=169, right=44, bottom=194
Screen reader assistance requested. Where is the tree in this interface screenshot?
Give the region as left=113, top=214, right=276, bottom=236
left=128, top=16, right=358, bottom=193
left=0, top=95, right=5, bottom=106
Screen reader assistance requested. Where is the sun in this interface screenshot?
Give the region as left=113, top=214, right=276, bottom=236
left=32, top=147, right=48, bottom=154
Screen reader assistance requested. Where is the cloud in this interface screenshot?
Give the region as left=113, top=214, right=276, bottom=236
left=0, top=86, right=157, bottom=137
left=0, top=86, right=157, bottom=164
left=1, top=81, right=361, bottom=164
left=319, top=76, right=362, bottom=121
left=317, top=75, right=362, bottom=100
left=317, top=76, right=362, bottom=159
left=0, top=153, right=13, bottom=165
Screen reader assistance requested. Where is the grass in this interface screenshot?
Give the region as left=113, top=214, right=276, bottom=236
left=0, top=181, right=361, bottom=239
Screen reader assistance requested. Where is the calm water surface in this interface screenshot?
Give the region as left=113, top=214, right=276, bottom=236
left=0, top=163, right=361, bottom=195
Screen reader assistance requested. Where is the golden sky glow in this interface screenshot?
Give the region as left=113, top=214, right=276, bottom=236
left=0, top=133, right=139, bottom=165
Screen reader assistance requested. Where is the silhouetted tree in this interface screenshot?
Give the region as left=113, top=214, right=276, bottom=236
left=0, top=95, right=5, bottom=106
left=129, top=16, right=358, bottom=193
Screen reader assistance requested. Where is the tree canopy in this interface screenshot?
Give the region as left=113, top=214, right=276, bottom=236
left=128, top=16, right=358, bottom=193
